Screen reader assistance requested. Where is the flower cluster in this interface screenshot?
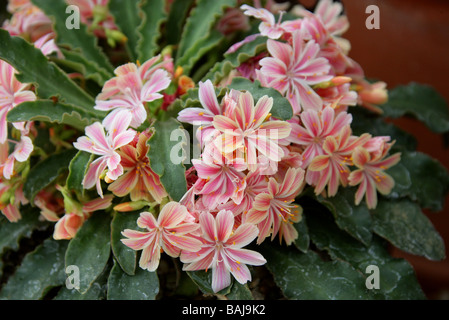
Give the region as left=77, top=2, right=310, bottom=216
left=0, top=0, right=402, bottom=294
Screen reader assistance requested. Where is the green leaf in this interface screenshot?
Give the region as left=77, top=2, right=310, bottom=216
left=32, top=0, right=114, bottom=76
left=55, top=49, right=111, bottom=86
left=187, top=270, right=232, bottom=296
left=386, top=151, right=449, bottom=211
left=306, top=208, right=426, bottom=300
left=225, top=282, right=254, bottom=300
left=177, top=29, right=225, bottom=76
left=23, top=148, right=78, bottom=203
left=7, top=100, right=106, bottom=131
left=65, top=212, right=111, bottom=294
left=228, top=77, right=293, bottom=121
left=380, top=82, right=449, bottom=133
left=147, top=118, right=187, bottom=202
left=204, top=35, right=267, bottom=84
left=0, top=206, right=48, bottom=255
left=107, top=262, right=159, bottom=300
left=0, top=29, right=95, bottom=108
left=371, top=199, right=445, bottom=261
left=0, top=238, right=68, bottom=300
left=54, top=261, right=111, bottom=300
left=293, top=212, right=310, bottom=253
left=349, top=107, right=417, bottom=152
left=165, top=0, right=194, bottom=45
left=137, top=0, right=167, bottom=61
left=176, top=0, right=236, bottom=62
left=66, top=151, right=94, bottom=196
left=110, top=210, right=141, bottom=276
left=315, top=187, right=373, bottom=246
left=260, top=243, right=371, bottom=300
left=109, top=0, right=140, bottom=61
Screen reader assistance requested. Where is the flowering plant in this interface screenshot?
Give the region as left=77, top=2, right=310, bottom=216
left=0, top=0, right=448, bottom=300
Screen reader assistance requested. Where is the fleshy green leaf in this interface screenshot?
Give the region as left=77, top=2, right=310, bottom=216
left=107, top=262, right=159, bottom=300
left=177, top=29, right=225, bottom=76
left=23, top=148, right=78, bottom=203
left=54, top=261, right=111, bottom=300
left=204, top=35, right=267, bottom=84
left=7, top=100, right=106, bottom=131
left=386, top=151, right=449, bottom=211
left=0, top=206, right=48, bottom=255
left=186, top=270, right=232, bottom=296
left=371, top=199, right=445, bottom=261
left=380, top=82, right=449, bottom=133
left=110, top=210, right=141, bottom=276
left=0, top=238, right=68, bottom=300
left=349, top=107, right=417, bottom=152
left=66, top=151, right=94, bottom=196
left=137, top=0, right=167, bottom=61
left=32, top=0, right=114, bottom=77
left=147, top=118, right=187, bottom=202
left=176, top=0, right=236, bottom=63
left=315, top=187, right=373, bottom=246
left=260, top=243, right=371, bottom=300
left=165, top=0, right=194, bottom=45
left=228, top=77, right=293, bottom=121
left=226, top=282, right=254, bottom=300
left=65, top=212, right=111, bottom=294
left=0, top=29, right=95, bottom=108
left=293, top=212, right=310, bottom=253
left=109, top=0, right=140, bottom=61
left=306, top=208, right=426, bottom=300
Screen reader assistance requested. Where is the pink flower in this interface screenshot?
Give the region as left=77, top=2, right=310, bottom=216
left=219, top=169, right=269, bottom=216
left=348, top=138, right=401, bottom=209
left=258, top=30, right=332, bottom=113
left=212, top=91, right=291, bottom=172
left=73, top=110, right=136, bottom=197
left=0, top=182, right=28, bottom=222
left=53, top=194, right=114, bottom=240
left=246, top=167, right=305, bottom=244
left=181, top=209, right=266, bottom=293
left=308, top=126, right=370, bottom=196
left=191, top=143, right=247, bottom=210
left=121, top=202, right=202, bottom=272
left=177, top=79, right=223, bottom=145
left=0, top=60, right=36, bottom=144
left=288, top=106, right=352, bottom=167
left=95, top=56, right=171, bottom=129
left=1, top=136, right=34, bottom=180
left=108, top=131, right=167, bottom=203
left=33, top=32, right=63, bottom=58
left=278, top=203, right=303, bottom=246
left=2, top=0, right=52, bottom=42
left=240, top=4, right=284, bottom=39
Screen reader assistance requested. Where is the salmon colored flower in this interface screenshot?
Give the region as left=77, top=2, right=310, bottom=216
left=348, top=138, right=401, bottom=209
left=108, top=131, right=167, bottom=203
left=246, top=167, right=305, bottom=244
left=0, top=60, right=36, bottom=144
left=95, top=56, right=171, bottom=129
left=308, top=126, right=370, bottom=196
left=181, top=209, right=266, bottom=293
left=73, top=110, right=136, bottom=197
left=121, top=202, right=202, bottom=272
left=240, top=4, right=284, bottom=39
left=0, top=182, right=27, bottom=223
left=258, top=30, right=332, bottom=113
left=212, top=91, right=291, bottom=172
left=191, top=143, right=247, bottom=210
left=288, top=106, right=352, bottom=167
left=53, top=194, right=114, bottom=240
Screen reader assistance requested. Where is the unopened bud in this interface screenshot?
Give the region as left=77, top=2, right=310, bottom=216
left=114, top=200, right=150, bottom=212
